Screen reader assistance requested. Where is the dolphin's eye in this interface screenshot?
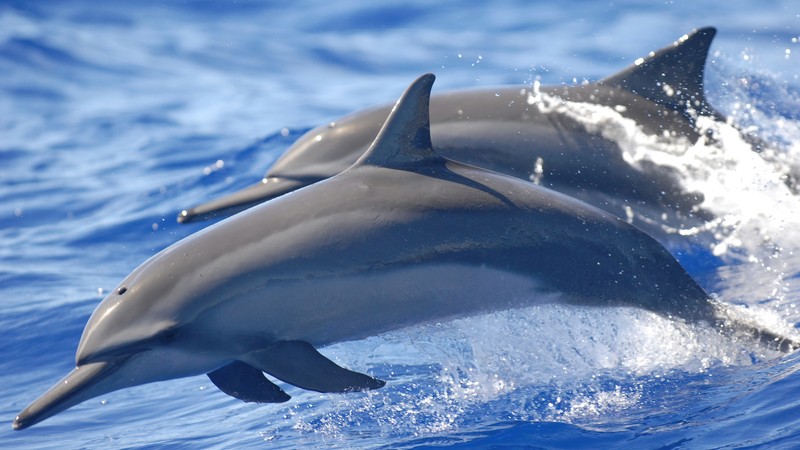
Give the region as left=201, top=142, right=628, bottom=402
left=117, top=287, right=128, bottom=295
left=160, top=329, right=178, bottom=342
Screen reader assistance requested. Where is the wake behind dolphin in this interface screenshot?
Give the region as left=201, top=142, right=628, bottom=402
left=13, top=73, right=795, bottom=432
left=177, top=27, right=728, bottom=233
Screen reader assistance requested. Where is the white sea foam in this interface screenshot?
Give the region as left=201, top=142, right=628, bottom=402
left=282, top=302, right=780, bottom=439
left=526, top=85, right=800, bottom=260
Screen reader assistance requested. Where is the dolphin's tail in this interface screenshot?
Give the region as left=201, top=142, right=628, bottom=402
left=601, top=26, right=725, bottom=124
left=731, top=323, right=799, bottom=353
left=711, top=299, right=800, bottom=352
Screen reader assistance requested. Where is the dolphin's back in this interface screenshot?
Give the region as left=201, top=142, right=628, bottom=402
left=184, top=157, right=713, bottom=349
left=177, top=28, right=721, bottom=224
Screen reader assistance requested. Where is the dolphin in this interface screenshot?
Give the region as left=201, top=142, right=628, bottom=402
left=13, top=73, right=792, bottom=431
left=178, top=27, right=726, bottom=233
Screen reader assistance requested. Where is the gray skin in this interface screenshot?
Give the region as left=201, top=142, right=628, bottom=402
left=13, top=74, right=791, bottom=432
left=178, top=27, right=728, bottom=237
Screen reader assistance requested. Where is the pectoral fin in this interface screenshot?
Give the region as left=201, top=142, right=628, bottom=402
left=207, top=360, right=291, bottom=403
left=244, top=340, right=386, bottom=393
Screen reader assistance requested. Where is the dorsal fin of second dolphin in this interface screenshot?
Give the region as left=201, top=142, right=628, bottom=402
left=600, top=26, right=724, bottom=121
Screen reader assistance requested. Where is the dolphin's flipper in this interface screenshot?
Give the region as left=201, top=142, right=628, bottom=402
left=601, top=26, right=724, bottom=121
left=244, top=340, right=385, bottom=393
left=207, top=360, right=291, bottom=403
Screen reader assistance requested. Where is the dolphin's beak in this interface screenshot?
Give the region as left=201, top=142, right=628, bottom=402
left=12, top=361, right=118, bottom=430
left=177, top=177, right=311, bottom=223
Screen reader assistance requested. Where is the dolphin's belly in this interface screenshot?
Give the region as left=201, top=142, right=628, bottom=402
left=205, top=263, right=560, bottom=348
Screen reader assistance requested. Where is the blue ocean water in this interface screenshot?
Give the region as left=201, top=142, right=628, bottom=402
left=2, top=0, right=800, bottom=448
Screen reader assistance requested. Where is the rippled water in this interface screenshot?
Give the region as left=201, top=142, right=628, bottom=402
left=2, top=1, right=800, bottom=448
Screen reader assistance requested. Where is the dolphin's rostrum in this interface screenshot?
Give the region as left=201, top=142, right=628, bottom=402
left=13, top=72, right=794, bottom=431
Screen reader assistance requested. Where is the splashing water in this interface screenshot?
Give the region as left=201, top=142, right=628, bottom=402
left=526, top=82, right=800, bottom=261
left=275, top=303, right=781, bottom=444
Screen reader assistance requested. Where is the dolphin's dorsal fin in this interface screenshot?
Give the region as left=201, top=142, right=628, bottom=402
left=354, top=73, right=444, bottom=169
left=601, top=27, right=722, bottom=119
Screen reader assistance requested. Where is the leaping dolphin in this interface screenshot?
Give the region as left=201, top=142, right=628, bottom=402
left=13, top=73, right=793, bottom=431
left=178, top=27, right=726, bottom=232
